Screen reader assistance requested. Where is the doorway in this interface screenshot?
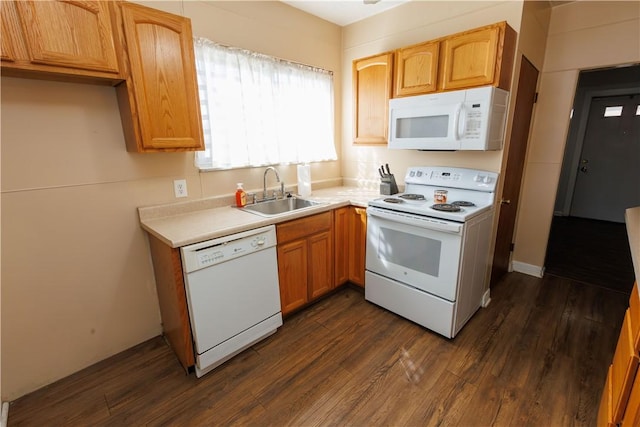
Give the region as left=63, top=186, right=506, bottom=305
left=569, top=94, right=640, bottom=222
left=545, top=65, right=640, bottom=293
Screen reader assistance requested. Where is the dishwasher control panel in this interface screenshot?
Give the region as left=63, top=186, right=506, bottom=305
left=181, top=225, right=277, bottom=273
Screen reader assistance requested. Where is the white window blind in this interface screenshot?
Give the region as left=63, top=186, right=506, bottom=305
left=194, top=37, right=337, bottom=170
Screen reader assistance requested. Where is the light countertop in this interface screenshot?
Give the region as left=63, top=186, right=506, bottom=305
left=138, top=186, right=381, bottom=248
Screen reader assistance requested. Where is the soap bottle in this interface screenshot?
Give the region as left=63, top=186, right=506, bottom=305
left=235, top=183, right=247, bottom=207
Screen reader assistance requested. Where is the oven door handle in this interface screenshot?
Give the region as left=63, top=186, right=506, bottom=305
left=367, top=207, right=463, bottom=234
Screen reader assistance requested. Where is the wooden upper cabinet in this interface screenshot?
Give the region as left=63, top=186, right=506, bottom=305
left=394, top=41, right=439, bottom=97
left=439, top=21, right=516, bottom=92
left=1, top=1, right=19, bottom=63
left=1, top=0, right=122, bottom=83
left=353, top=52, right=393, bottom=144
left=116, top=2, right=204, bottom=152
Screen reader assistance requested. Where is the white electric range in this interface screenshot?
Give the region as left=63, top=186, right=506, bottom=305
left=365, top=166, right=498, bottom=338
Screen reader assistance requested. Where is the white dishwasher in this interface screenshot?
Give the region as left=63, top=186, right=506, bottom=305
left=181, top=225, right=282, bottom=378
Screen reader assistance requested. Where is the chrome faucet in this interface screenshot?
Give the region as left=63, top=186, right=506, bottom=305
left=263, top=166, right=284, bottom=200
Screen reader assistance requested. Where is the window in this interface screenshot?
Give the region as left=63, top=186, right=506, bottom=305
left=604, top=106, right=623, bottom=117
left=193, top=37, right=337, bottom=170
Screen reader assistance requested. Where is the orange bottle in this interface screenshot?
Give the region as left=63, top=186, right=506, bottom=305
left=235, top=183, right=247, bottom=207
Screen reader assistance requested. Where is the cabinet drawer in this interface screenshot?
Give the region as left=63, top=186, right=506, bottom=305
left=277, top=212, right=332, bottom=244
left=612, top=310, right=640, bottom=423
left=630, top=281, right=640, bottom=353
left=622, top=367, right=640, bottom=426
left=598, top=366, right=614, bottom=427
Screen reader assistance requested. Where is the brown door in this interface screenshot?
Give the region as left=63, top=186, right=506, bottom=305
left=490, top=56, right=539, bottom=286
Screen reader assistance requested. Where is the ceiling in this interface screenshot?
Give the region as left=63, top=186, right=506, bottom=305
left=281, top=0, right=411, bottom=27
left=281, top=0, right=574, bottom=27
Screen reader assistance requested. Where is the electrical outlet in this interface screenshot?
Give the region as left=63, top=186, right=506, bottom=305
left=174, top=179, right=188, bottom=198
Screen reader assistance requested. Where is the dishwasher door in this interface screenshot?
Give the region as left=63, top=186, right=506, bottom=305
left=181, top=225, right=282, bottom=377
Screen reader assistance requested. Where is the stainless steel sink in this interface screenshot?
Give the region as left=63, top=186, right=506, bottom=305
left=242, top=197, right=324, bottom=217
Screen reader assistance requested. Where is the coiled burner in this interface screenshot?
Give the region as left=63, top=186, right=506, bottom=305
left=451, top=201, right=475, bottom=207
left=383, top=198, right=403, bottom=204
left=430, top=203, right=461, bottom=212
left=399, top=193, right=426, bottom=201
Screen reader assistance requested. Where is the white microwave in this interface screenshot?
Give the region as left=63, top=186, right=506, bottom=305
left=388, top=85, right=509, bottom=151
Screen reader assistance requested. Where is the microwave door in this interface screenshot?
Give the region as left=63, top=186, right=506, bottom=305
left=389, top=104, right=461, bottom=150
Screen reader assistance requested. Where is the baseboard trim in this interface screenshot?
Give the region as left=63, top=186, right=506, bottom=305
left=1, top=401, right=9, bottom=427
left=511, top=261, right=545, bottom=278
left=481, top=289, right=491, bottom=307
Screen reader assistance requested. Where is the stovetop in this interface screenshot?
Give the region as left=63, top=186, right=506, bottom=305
left=368, top=166, right=499, bottom=222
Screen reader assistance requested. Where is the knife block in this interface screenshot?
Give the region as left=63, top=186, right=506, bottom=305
left=380, top=174, right=399, bottom=195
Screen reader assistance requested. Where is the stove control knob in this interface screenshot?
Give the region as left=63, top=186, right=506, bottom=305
left=416, top=171, right=423, bottom=177
left=473, top=174, right=483, bottom=182
left=482, top=176, right=492, bottom=184
left=409, top=171, right=415, bottom=177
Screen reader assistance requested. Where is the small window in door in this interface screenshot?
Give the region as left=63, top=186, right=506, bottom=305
left=636, top=105, right=640, bottom=116
left=604, top=106, right=623, bottom=117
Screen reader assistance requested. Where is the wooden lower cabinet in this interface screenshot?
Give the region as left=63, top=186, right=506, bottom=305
left=334, top=207, right=349, bottom=286
left=348, top=207, right=367, bottom=287
left=277, top=212, right=333, bottom=316
left=277, top=239, right=308, bottom=314
left=334, top=206, right=367, bottom=288
left=600, top=367, right=615, bottom=427
left=599, top=281, right=640, bottom=426
left=623, top=369, right=640, bottom=426
left=147, top=233, right=194, bottom=371
left=309, top=230, right=333, bottom=299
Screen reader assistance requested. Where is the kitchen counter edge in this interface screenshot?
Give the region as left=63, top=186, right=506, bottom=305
left=138, top=186, right=381, bottom=248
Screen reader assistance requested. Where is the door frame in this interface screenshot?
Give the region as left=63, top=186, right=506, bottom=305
left=490, top=55, right=539, bottom=287
left=557, top=87, right=640, bottom=216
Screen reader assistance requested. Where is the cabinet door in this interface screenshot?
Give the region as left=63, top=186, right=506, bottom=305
left=353, top=52, right=393, bottom=144
left=612, top=310, right=640, bottom=423
left=334, top=207, right=350, bottom=286
left=118, top=2, right=204, bottom=152
left=308, top=230, right=333, bottom=300
left=1, top=2, right=19, bottom=63
left=439, top=24, right=500, bottom=91
left=599, top=366, right=615, bottom=427
left=630, top=281, right=640, bottom=353
left=348, top=207, right=367, bottom=287
left=394, top=41, right=439, bottom=97
left=277, top=239, right=308, bottom=316
left=14, top=1, right=119, bottom=73
left=622, top=367, right=640, bottom=426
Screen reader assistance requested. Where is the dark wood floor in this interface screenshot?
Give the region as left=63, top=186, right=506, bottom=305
left=545, top=215, right=635, bottom=294
left=8, top=272, right=629, bottom=426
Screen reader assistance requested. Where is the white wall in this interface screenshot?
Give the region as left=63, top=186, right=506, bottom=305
left=512, top=0, right=640, bottom=271
left=0, top=1, right=342, bottom=401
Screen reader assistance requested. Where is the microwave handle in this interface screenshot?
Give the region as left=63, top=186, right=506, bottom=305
left=454, top=103, right=466, bottom=140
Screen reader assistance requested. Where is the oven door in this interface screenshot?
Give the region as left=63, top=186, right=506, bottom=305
left=365, top=206, right=462, bottom=301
